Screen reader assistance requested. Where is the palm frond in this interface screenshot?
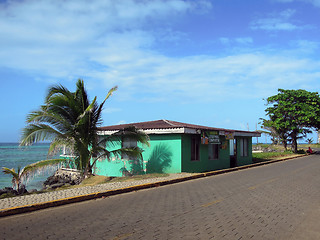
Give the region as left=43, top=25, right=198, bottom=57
left=23, top=158, right=68, bottom=174
left=113, top=126, right=150, bottom=147
left=46, top=84, right=73, bottom=103
left=93, top=86, right=118, bottom=127
left=2, top=167, right=19, bottom=179
left=20, top=123, right=63, bottom=146
left=20, top=79, right=119, bottom=178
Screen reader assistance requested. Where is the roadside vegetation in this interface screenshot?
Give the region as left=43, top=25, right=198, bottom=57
left=0, top=173, right=170, bottom=199
left=1, top=79, right=150, bottom=195
left=253, top=151, right=298, bottom=163
left=261, top=89, right=320, bottom=153
left=58, top=173, right=169, bottom=189
left=298, top=143, right=320, bottom=148
left=252, top=143, right=306, bottom=163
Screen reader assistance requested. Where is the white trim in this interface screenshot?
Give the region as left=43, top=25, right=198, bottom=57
left=60, top=154, right=77, bottom=158
left=97, top=130, right=118, bottom=135
left=97, top=127, right=200, bottom=135
left=145, top=128, right=185, bottom=134
left=163, top=119, right=178, bottom=126
left=184, top=128, right=198, bottom=134
left=234, top=132, right=261, bottom=137
left=97, top=128, right=260, bottom=137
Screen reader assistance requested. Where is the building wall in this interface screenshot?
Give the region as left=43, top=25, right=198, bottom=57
left=236, top=136, right=253, bottom=166
left=142, top=134, right=182, bottom=174
left=181, top=135, right=230, bottom=173
left=94, top=139, right=125, bottom=177
left=93, top=134, right=253, bottom=177
left=93, top=134, right=182, bottom=177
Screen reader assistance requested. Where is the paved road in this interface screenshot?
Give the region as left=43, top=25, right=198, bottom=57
left=1, top=155, right=320, bottom=240
left=0, top=173, right=195, bottom=210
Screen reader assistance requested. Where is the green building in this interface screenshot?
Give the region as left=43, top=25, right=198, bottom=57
left=94, top=120, right=261, bottom=177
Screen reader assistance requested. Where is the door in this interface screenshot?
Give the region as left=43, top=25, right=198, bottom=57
left=229, top=139, right=237, bottom=167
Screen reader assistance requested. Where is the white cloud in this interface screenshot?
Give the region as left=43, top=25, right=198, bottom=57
left=98, top=48, right=320, bottom=103
left=0, top=0, right=207, bottom=81
left=1, top=0, right=320, bottom=105
left=220, top=37, right=253, bottom=45
left=103, top=107, right=122, bottom=114
left=309, top=0, right=320, bottom=7
left=275, top=0, right=320, bottom=7
left=115, top=120, right=126, bottom=125
left=219, top=37, right=230, bottom=44
left=235, top=37, right=253, bottom=44
left=250, top=9, right=310, bottom=31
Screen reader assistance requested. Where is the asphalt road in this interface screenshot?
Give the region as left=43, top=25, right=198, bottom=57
left=1, top=155, right=319, bottom=240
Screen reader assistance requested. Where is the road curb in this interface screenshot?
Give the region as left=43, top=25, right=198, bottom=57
left=0, top=153, right=309, bottom=217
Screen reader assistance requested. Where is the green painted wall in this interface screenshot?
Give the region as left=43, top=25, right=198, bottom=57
left=93, top=139, right=126, bottom=177
left=181, top=135, right=230, bottom=173
left=93, top=134, right=182, bottom=177
left=181, top=134, right=205, bottom=173
left=143, top=134, right=182, bottom=174
left=93, top=134, right=253, bottom=177
left=236, top=137, right=253, bottom=166
left=207, top=136, right=230, bottom=171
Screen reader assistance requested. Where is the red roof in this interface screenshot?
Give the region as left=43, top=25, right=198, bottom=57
left=99, top=119, right=260, bottom=136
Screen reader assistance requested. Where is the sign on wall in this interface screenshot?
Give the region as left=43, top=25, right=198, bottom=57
left=225, top=131, right=234, bottom=140
left=201, top=131, right=221, bottom=144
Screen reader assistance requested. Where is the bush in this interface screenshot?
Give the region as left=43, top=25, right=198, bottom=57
left=297, top=149, right=306, bottom=154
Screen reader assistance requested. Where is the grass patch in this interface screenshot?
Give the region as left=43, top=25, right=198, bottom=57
left=108, top=173, right=169, bottom=183
left=0, top=192, right=16, bottom=199
left=254, top=143, right=287, bottom=152
left=252, top=151, right=302, bottom=163
left=80, top=175, right=109, bottom=186
left=298, top=143, right=320, bottom=148
left=54, top=173, right=170, bottom=190
left=0, top=173, right=172, bottom=198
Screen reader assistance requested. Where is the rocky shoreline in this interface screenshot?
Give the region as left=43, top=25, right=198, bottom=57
left=0, top=168, right=82, bottom=199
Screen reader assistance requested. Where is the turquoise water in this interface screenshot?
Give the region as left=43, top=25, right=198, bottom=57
left=0, top=143, right=59, bottom=190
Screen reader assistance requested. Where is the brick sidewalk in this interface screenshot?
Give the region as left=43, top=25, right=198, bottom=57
left=0, top=154, right=319, bottom=239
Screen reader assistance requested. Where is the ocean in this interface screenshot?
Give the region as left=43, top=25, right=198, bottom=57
left=0, top=143, right=60, bottom=190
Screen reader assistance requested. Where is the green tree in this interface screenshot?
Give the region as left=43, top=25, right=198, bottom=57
left=264, top=89, right=320, bottom=153
left=2, top=158, right=65, bottom=192
left=306, top=138, right=313, bottom=144
left=20, top=79, right=149, bottom=178
left=260, top=118, right=289, bottom=150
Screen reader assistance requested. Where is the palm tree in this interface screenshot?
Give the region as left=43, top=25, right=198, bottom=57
left=20, top=79, right=149, bottom=178
left=2, top=158, right=65, bottom=192
left=96, top=125, right=150, bottom=173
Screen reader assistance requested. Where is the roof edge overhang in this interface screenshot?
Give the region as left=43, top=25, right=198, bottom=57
left=97, top=128, right=261, bottom=137
left=98, top=127, right=195, bottom=135
left=234, top=132, right=261, bottom=137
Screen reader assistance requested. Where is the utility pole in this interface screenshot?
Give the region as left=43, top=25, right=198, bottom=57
left=256, top=122, right=258, bottom=144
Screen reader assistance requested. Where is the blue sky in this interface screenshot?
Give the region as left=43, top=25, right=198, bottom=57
left=1, top=0, right=320, bottom=143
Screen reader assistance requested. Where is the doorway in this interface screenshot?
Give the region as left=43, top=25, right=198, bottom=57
left=229, top=139, right=237, bottom=168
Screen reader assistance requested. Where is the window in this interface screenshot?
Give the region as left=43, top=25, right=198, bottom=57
left=191, top=135, right=200, bottom=161
left=122, top=138, right=137, bottom=160
left=240, top=138, right=248, bottom=157
left=229, top=139, right=235, bottom=156
left=208, top=144, right=219, bottom=160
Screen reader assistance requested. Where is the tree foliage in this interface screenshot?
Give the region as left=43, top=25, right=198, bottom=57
left=260, top=118, right=289, bottom=150
left=20, top=79, right=149, bottom=178
left=263, top=89, right=320, bottom=152
left=2, top=158, right=65, bottom=191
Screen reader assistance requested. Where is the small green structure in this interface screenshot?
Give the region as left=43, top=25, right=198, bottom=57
left=95, top=120, right=261, bottom=177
